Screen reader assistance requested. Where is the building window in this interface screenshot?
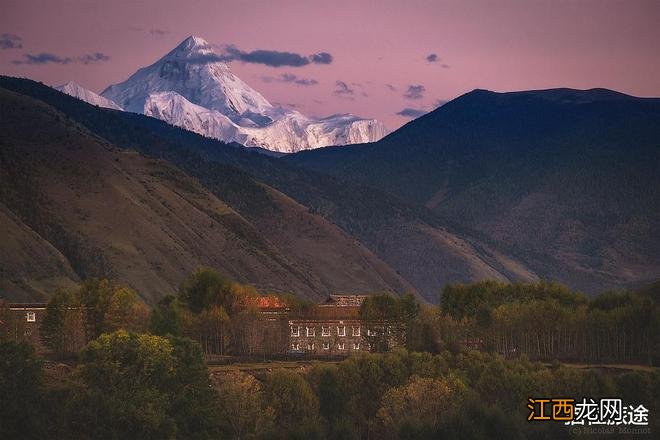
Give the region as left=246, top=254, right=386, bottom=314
left=366, top=343, right=371, bottom=351
left=337, top=326, right=346, bottom=336
left=352, top=326, right=360, bottom=336
left=353, top=343, right=360, bottom=350
left=337, top=343, right=345, bottom=350
left=322, top=326, right=330, bottom=336
left=26, top=312, right=36, bottom=322
left=367, top=328, right=377, bottom=336
left=291, top=343, right=300, bottom=351
left=306, top=326, right=315, bottom=337
left=291, top=325, right=300, bottom=337
left=24, top=328, right=32, bottom=337
left=323, top=342, right=330, bottom=350
left=307, top=343, right=315, bottom=351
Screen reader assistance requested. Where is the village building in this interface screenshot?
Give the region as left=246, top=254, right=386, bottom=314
left=285, top=295, right=402, bottom=356
left=0, top=300, right=48, bottom=353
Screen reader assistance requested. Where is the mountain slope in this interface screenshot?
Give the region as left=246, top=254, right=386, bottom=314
left=100, top=35, right=387, bottom=152
left=0, top=76, right=541, bottom=302
left=56, top=81, right=123, bottom=110
left=0, top=85, right=412, bottom=303
left=287, top=88, right=660, bottom=292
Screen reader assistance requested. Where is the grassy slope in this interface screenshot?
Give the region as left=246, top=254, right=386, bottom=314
left=0, top=87, right=413, bottom=303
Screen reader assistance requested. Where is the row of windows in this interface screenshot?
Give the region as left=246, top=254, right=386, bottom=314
left=291, top=342, right=367, bottom=351
left=290, top=326, right=380, bottom=337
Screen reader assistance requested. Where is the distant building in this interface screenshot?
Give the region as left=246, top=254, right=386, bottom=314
left=285, top=295, right=402, bottom=356
left=0, top=301, right=48, bottom=353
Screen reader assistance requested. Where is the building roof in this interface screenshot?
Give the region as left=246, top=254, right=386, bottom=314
left=321, top=295, right=368, bottom=307
left=256, top=296, right=288, bottom=309
left=7, top=303, right=48, bottom=309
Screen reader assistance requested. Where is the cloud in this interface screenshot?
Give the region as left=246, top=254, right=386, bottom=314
left=273, top=102, right=299, bottom=109
left=333, top=80, right=355, bottom=99
left=214, top=45, right=332, bottom=67
left=426, top=53, right=438, bottom=62
left=78, top=52, right=110, bottom=64
left=13, top=52, right=73, bottom=64
left=385, top=84, right=397, bottom=92
left=13, top=51, right=110, bottom=65
left=404, top=84, right=426, bottom=100
left=434, top=99, right=448, bottom=108
left=149, top=28, right=171, bottom=37
left=309, top=52, right=332, bottom=64
left=262, top=73, right=318, bottom=86
left=0, top=33, right=22, bottom=49
left=396, top=108, right=427, bottom=118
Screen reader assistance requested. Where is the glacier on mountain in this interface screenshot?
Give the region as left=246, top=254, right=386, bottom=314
left=98, top=36, right=387, bottom=152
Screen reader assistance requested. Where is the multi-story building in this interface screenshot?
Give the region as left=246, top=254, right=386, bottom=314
left=286, top=295, right=401, bottom=356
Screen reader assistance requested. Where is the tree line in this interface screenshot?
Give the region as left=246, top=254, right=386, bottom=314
left=1, top=273, right=658, bottom=438
left=438, top=280, right=659, bottom=364
left=1, top=338, right=658, bottom=439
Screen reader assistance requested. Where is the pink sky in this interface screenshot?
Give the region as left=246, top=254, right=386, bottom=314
left=2, top=0, right=659, bottom=130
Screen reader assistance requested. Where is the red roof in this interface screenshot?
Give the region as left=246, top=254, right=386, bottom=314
left=255, top=296, right=287, bottom=309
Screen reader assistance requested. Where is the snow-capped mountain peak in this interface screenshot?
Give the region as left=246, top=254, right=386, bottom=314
left=98, top=35, right=387, bottom=152
left=166, top=35, right=215, bottom=59
left=56, top=81, right=123, bottom=110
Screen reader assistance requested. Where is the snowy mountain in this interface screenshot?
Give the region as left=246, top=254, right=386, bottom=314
left=55, top=81, right=123, bottom=110
left=100, top=36, right=387, bottom=152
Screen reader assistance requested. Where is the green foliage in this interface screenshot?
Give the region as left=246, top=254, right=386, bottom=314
left=65, top=330, right=217, bottom=439
left=0, top=341, right=46, bottom=439
left=263, top=369, right=319, bottom=435
left=440, top=280, right=586, bottom=320
left=41, top=279, right=149, bottom=357
left=214, top=371, right=274, bottom=439
left=150, top=295, right=186, bottom=337
left=178, top=267, right=233, bottom=314
left=78, top=278, right=115, bottom=340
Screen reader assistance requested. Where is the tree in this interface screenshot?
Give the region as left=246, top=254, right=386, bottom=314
left=40, top=288, right=85, bottom=358
left=104, top=287, right=149, bottom=333
left=78, top=278, right=115, bottom=341
left=66, top=330, right=218, bottom=439
left=178, top=268, right=232, bottom=314
left=150, top=295, right=185, bottom=337
left=376, top=375, right=459, bottom=436
left=214, top=371, right=274, bottom=439
left=195, top=305, right=229, bottom=355
left=0, top=341, right=47, bottom=439
left=263, top=369, right=319, bottom=435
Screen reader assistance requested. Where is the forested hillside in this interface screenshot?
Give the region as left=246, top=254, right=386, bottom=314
left=288, top=88, right=660, bottom=293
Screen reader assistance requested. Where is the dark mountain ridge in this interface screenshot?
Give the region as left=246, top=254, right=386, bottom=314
left=287, top=87, right=660, bottom=293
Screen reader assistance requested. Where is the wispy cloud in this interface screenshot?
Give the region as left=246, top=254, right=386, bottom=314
left=309, top=52, right=332, bottom=64
left=385, top=84, right=397, bottom=92
left=333, top=80, right=355, bottom=99
left=396, top=108, right=427, bottom=118
left=78, top=52, right=110, bottom=64
left=0, top=33, right=22, bottom=49
left=149, top=28, right=171, bottom=37
left=13, top=51, right=111, bottom=65
left=426, top=53, right=438, bottom=62
left=262, top=73, right=319, bottom=86
left=403, top=84, right=426, bottom=100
